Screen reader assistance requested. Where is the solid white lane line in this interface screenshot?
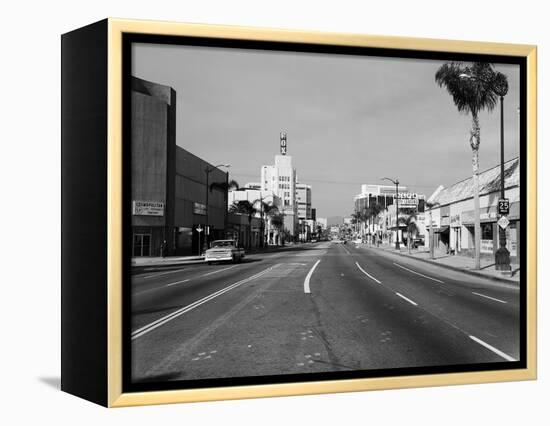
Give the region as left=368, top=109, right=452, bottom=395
left=472, top=292, right=507, bottom=304
left=469, top=335, right=516, bottom=361
left=304, top=260, right=321, bottom=294
left=132, top=266, right=277, bottom=340
left=355, top=262, right=382, bottom=284
left=201, top=265, right=238, bottom=277
left=392, top=262, right=445, bottom=284
left=166, top=279, right=190, bottom=287
left=395, top=292, right=418, bottom=306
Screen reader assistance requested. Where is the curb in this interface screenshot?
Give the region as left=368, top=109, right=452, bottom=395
left=369, top=246, right=520, bottom=285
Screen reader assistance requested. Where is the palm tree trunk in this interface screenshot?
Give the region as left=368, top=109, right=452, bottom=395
left=471, top=113, right=481, bottom=270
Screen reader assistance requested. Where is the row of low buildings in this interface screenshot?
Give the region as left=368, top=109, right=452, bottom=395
left=426, top=157, right=520, bottom=262
left=131, top=76, right=267, bottom=257
left=352, top=157, right=520, bottom=263
left=131, top=76, right=327, bottom=257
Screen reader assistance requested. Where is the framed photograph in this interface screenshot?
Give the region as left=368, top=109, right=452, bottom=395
left=61, top=18, right=537, bottom=407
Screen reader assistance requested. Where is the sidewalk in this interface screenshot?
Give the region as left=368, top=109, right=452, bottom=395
left=361, top=242, right=520, bottom=284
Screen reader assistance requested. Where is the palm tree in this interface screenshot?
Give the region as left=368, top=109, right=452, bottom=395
left=369, top=202, right=384, bottom=243
left=209, top=178, right=239, bottom=193
left=404, top=214, right=419, bottom=254
left=229, top=200, right=259, bottom=249
left=254, top=199, right=279, bottom=247
left=270, top=213, right=284, bottom=246
left=435, top=62, right=504, bottom=270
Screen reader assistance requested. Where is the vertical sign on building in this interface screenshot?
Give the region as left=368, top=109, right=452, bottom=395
left=280, top=132, right=287, bottom=155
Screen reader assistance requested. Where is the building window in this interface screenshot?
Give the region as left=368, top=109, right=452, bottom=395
left=481, top=223, right=493, bottom=240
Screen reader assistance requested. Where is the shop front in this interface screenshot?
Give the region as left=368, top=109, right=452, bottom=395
left=460, top=201, right=520, bottom=262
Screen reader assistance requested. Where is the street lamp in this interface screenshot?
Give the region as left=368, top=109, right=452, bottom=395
left=381, top=177, right=400, bottom=250
left=204, top=163, right=230, bottom=254
left=460, top=72, right=511, bottom=272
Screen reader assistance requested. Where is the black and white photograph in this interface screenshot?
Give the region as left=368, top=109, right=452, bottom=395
left=127, top=39, right=525, bottom=389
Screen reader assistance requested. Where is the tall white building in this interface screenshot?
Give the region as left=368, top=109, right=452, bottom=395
left=261, top=154, right=298, bottom=236
left=296, top=183, right=312, bottom=220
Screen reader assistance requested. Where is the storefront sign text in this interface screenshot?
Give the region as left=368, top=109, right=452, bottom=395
left=132, top=200, right=164, bottom=216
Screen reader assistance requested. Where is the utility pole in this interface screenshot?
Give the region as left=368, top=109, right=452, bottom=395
left=382, top=177, right=400, bottom=250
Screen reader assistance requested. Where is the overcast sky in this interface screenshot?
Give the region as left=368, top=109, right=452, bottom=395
left=133, top=43, right=520, bottom=219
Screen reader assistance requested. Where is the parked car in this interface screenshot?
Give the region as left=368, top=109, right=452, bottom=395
left=205, top=240, right=245, bottom=265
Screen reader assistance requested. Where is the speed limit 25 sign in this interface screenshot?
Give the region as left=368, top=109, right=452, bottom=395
left=498, top=198, right=510, bottom=215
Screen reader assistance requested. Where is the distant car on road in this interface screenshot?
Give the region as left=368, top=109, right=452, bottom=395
left=205, top=240, right=245, bottom=265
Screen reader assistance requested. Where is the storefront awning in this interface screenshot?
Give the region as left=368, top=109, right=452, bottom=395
left=434, top=226, right=449, bottom=233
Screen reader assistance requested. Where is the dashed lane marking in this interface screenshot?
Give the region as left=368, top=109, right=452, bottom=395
left=355, top=262, right=382, bottom=284
left=304, top=260, right=321, bottom=294
left=469, top=335, right=516, bottom=361
left=137, top=265, right=240, bottom=293
left=472, top=292, right=507, bottom=304
left=392, top=262, right=445, bottom=284
left=395, top=292, right=418, bottom=306
left=166, top=279, right=190, bottom=287
left=132, top=265, right=278, bottom=340
left=200, top=265, right=239, bottom=277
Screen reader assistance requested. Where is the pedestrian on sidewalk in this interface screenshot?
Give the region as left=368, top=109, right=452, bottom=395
left=160, top=240, right=167, bottom=258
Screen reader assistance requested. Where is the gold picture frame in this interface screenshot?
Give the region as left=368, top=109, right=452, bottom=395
left=61, top=18, right=537, bottom=407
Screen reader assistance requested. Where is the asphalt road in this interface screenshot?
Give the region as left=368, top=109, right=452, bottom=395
left=130, top=241, right=520, bottom=383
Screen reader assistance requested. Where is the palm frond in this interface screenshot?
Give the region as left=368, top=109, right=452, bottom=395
left=210, top=179, right=239, bottom=193
left=435, top=61, right=500, bottom=116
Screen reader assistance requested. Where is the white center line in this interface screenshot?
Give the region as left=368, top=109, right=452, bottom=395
left=395, top=292, right=418, bottom=306
left=166, top=279, right=190, bottom=287
left=469, top=335, right=516, bottom=361
left=393, top=262, right=445, bottom=284
left=472, top=292, right=507, bottom=304
left=355, top=262, right=382, bottom=284
left=132, top=265, right=277, bottom=340
left=200, top=265, right=238, bottom=277
left=304, top=260, right=321, bottom=294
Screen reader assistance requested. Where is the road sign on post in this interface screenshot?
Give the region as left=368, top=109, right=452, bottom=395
left=498, top=198, right=510, bottom=215
left=498, top=216, right=510, bottom=229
